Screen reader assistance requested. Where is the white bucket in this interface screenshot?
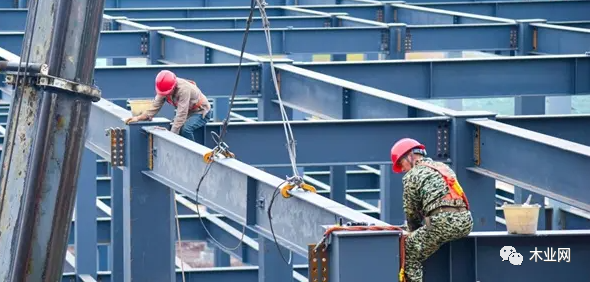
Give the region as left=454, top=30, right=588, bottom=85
left=127, top=99, right=153, bottom=117
left=502, top=203, right=541, bottom=235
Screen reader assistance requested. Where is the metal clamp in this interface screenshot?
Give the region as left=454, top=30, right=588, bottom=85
left=203, top=131, right=236, bottom=164
left=2, top=62, right=101, bottom=102
left=106, top=127, right=126, bottom=167
left=279, top=175, right=316, bottom=198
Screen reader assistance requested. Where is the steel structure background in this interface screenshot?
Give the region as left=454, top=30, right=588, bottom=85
left=1, top=0, right=590, bottom=281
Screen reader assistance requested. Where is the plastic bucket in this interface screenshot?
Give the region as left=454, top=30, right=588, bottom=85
left=127, top=99, right=153, bottom=117
left=502, top=203, right=541, bottom=235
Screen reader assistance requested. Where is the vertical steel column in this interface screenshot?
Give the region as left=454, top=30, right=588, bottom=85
left=123, top=122, right=175, bottom=282
left=258, top=235, right=293, bottom=282
left=256, top=59, right=293, bottom=121
left=450, top=112, right=497, bottom=231
left=379, top=164, right=404, bottom=224
left=110, top=167, right=125, bottom=281
left=0, top=0, right=105, bottom=281
left=512, top=72, right=547, bottom=230
left=329, top=166, right=347, bottom=205
left=74, top=148, right=99, bottom=279
left=326, top=230, right=400, bottom=282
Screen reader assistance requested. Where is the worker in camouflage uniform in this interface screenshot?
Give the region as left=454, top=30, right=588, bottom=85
left=390, top=138, right=473, bottom=282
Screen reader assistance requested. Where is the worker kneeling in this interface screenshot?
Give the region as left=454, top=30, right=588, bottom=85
left=391, top=138, right=473, bottom=282
left=126, top=70, right=212, bottom=142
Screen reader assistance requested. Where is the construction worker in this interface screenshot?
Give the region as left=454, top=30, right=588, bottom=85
left=390, top=138, right=473, bottom=282
left=125, top=70, right=212, bottom=142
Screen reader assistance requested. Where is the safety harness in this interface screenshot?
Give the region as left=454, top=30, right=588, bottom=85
left=418, top=162, right=470, bottom=210
left=164, top=79, right=206, bottom=112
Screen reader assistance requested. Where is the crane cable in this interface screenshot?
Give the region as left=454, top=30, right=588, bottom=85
left=179, top=0, right=257, bottom=275
left=256, top=0, right=306, bottom=265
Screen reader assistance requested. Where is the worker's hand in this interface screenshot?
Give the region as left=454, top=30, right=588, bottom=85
left=124, top=116, right=140, bottom=124
left=124, top=114, right=149, bottom=125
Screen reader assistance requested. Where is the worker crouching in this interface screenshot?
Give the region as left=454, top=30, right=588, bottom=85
left=391, top=138, right=473, bottom=282
left=126, top=70, right=212, bottom=142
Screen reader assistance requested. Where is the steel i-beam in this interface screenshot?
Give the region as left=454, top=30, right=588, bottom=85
left=0, top=0, right=105, bottom=281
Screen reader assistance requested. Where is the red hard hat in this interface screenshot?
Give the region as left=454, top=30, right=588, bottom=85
left=155, top=70, right=177, bottom=96
left=390, top=138, right=425, bottom=173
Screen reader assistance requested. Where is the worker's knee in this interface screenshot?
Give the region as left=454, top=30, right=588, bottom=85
left=179, top=126, right=195, bottom=138
left=432, top=211, right=473, bottom=241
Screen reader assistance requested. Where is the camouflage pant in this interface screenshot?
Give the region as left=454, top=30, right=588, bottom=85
left=404, top=210, right=473, bottom=282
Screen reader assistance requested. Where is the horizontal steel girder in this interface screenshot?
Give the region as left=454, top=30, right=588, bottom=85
left=103, top=0, right=286, bottom=8
left=103, top=4, right=383, bottom=20
left=0, top=30, right=149, bottom=58
left=417, top=0, right=590, bottom=22
left=93, top=63, right=261, bottom=99
left=144, top=125, right=385, bottom=256
left=202, top=117, right=451, bottom=166
left=468, top=118, right=590, bottom=212
left=292, top=55, right=590, bottom=100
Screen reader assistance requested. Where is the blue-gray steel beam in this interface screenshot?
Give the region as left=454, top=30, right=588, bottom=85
left=328, top=230, right=400, bottom=282
left=297, top=3, right=383, bottom=21
left=201, top=117, right=451, bottom=167
left=177, top=27, right=390, bottom=56
left=61, top=266, right=309, bottom=282
left=176, top=22, right=532, bottom=55
left=0, top=0, right=106, bottom=281
left=157, top=31, right=262, bottom=64
left=417, top=0, right=590, bottom=22
left=467, top=118, right=590, bottom=211
left=93, top=63, right=261, bottom=99
left=390, top=3, right=516, bottom=24
left=530, top=23, right=590, bottom=55
left=272, top=63, right=456, bottom=119
left=144, top=127, right=386, bottom=256
left=100, top=4, right=382, bottom=19
left=294, top=55, right=590, bottom=99
left=0, top=30, right=148, bottom=58
left=0, top=8, right=26, bottom=30
left=423, top=230, right=590, bottom=281
left=403, top=23, right=518, bottom=53
left=131, top=16, right=333, bottom=29
left=103, top=0, right=286, bottom=8
left=497, top=114, right=590, bottom=146
left=549, top=21, right=590, bottom=29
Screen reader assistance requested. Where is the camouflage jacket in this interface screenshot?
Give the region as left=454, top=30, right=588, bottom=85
left=402, top=157, right=467, bottom=231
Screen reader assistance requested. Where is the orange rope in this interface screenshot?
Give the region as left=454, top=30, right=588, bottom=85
left=321, top=225, right=408, bottom=282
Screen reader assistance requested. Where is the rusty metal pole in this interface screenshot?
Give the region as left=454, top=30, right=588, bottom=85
left=0, top=0, right=105, bottom=281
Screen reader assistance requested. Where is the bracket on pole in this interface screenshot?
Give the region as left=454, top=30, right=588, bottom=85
left=1, top=61, right=102, bottom=102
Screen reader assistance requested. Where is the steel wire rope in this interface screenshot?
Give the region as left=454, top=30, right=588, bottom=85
left=188, top=0, right=257, bottom=259
left=255, top=0, right=302, bottom=265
